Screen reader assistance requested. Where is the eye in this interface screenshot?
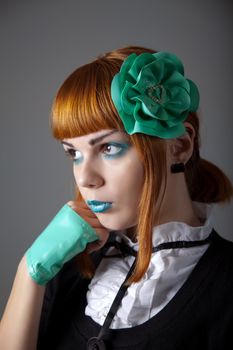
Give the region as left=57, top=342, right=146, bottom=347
left=102, top=143, right=122, bottom=156
left=101, top=142, right=130, bottom=158
left=64, top=148, right=82, bottom=162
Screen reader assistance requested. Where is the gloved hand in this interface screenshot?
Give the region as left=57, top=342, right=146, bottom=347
left=26, top=202, right=105, bottom=285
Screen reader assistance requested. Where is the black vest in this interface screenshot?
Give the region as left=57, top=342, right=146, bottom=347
left=38, top=231, right=233, bottom=350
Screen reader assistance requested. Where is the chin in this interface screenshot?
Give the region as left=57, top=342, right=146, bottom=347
left=96, top=215, right=135, bottom=232
left=101, top=222, right=126, bottom=231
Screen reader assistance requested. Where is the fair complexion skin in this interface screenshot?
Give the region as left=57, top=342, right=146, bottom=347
left=65, top=125, right=201, bottom=234
left=62, top=130, right=145, bottom=236
left=0, top=124, right=200, bottom=349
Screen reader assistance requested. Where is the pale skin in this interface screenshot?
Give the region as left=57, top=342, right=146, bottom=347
left=0, top=123, right=201, bottom=349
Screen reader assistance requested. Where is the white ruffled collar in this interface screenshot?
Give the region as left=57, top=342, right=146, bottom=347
left=86, top=201, right=214, bottom=328
left=116, top=201, right=213, bottom=251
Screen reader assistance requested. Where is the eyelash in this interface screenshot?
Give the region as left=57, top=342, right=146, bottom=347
left=64, top=142, right=129, bottom=163
left=64, top=148, right=77, bottom=159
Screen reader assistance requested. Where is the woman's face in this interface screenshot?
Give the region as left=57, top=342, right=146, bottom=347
left=62, top=129, right=144, bottom=231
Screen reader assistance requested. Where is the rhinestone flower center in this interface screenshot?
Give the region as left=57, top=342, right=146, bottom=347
left=146, top=84, right=165, bottom=104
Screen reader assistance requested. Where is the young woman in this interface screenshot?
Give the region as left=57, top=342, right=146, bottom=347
left=1, top=46, right=233, bottom=350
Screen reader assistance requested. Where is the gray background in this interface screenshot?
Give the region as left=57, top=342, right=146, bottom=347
left=0, top=0, right=232, bottom=316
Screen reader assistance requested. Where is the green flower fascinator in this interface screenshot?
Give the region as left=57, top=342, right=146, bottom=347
left=111, top=52, right=200, bottom=139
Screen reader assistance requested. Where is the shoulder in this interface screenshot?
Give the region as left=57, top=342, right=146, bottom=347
left=204, top=230, right=233, bottom=296
left=208, top=230, right=233, bottom=274
left=189, top=229, right=233, bottom=303
left=211, top=230, right=233, bottom=264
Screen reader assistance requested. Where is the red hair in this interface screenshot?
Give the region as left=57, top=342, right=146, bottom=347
left=51, top=46, right=233, bottom=282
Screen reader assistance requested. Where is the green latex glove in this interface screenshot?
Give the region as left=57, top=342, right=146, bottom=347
left=26, top=204, right=99, bottom=285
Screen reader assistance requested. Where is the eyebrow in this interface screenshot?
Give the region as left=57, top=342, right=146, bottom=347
left=88, top=130, right=119, bottom=145
left=61, top=130, right=119, bottom=148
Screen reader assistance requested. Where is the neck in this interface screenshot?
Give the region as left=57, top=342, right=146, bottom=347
left=126, top=173, right=202, bottom=241
left=157, top=172, right=201, bottom=227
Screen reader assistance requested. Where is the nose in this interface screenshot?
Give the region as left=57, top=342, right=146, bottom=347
left=73, top=159, right=104, bottom=189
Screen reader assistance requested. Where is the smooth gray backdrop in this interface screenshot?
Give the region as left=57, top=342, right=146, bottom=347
left=0, top=0, right=232, bottom=316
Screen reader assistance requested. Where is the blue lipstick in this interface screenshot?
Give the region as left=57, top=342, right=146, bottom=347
left=87, top=200, right=112, bottom=213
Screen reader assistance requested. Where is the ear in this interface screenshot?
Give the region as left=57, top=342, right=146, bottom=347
left=168, top=122, right=196, bottom=164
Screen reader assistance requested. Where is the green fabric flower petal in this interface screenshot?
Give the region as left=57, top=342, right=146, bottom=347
left=133, top=67, right=160, bottom=94
left=142, top=102, right=170, bottom=122
left=153, top=52, right=184, bottom=75
left=128, top=53, right=156, bottom=79
left=119, top=53, right=137, bottom=85
left=134, top=95, right=164, bottom=119
left=111, top=74, right=122, bottom=113
left=110, top=51, right=200, bottom=139
left=121, top=81, right=135, bottom=114
left=165, top=87, right=191, bottom=112
left=187, top=79, right=200, bottom=111
left=164, top=71, right=189, bottom=91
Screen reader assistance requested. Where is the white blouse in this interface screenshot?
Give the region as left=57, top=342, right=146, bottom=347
left=85, top=202, right=213, bottom=329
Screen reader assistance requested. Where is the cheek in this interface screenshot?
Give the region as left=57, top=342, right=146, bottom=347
left=107, top=166, right=144, bottom=229
left=126, top=168, right=144, bottom=204
left=110, top=160, right=144, bottom=202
